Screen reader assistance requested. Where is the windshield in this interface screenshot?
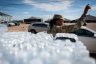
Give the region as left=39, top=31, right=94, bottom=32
left=71, top=28, right=94, bottom=37
left=32, top=23, right=48, bottom=28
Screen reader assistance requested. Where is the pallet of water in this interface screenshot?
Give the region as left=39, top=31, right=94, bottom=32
left=0, top=24, right=96, bottom=64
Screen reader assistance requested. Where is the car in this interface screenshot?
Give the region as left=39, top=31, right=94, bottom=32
left=71, top=26, right=96, bottom=37
left=8, top=22, right=15, bottom=26
left=71, top=26, right=96, bottom=54
left=13, top=21, right=20, bottom=26
left=28, top=22, right=49, bottom=34
left=0, top=21, right=9, bottom=26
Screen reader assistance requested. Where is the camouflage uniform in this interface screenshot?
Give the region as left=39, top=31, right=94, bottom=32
left=48, top=4, right=91, bottom=36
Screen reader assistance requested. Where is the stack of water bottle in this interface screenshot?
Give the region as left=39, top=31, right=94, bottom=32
left=0, top=24, right=96, bottom=64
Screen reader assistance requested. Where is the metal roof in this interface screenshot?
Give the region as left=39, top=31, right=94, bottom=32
left=85, top=15, right=96, bottom=20
left=0, top=12, right=11, bottom=16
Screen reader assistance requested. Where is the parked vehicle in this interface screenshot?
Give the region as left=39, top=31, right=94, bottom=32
left=0, top=21, right=9, bottom=26
left=71, top=26, right=96, bottom=53
left=13, top=21, right=20, bottom=26
left=28, top=22, right=49, bottom=34
left=8, top=22, right=15, bottom=26
left=71, top=26, right=96, bottom=38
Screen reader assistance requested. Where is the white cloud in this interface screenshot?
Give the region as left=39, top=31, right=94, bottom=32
left=92, top=6, right=96, bottom=11
left=40, top=12, right=81, bottom=21
left=23, top=0, right=72, bottom=11
left=41, top=15, right=53, bottom=21
left=23, top=12, right=29, bottom=14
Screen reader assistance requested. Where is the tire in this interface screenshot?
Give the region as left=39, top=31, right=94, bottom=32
left=29, top=29, right=37, bottom=34
left=8, top=24, right=11, bottom=27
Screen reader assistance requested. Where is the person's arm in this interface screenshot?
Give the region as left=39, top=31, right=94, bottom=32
left=79, top=4, right=91, bottom=20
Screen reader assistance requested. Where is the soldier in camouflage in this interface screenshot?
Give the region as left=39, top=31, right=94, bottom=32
left=48, top=4, right=91, bottom=37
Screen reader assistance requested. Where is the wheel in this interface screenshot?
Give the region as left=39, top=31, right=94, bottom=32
left=30, top=29, right=37, bottom=34
left=8, top=24, right=11, bottom=27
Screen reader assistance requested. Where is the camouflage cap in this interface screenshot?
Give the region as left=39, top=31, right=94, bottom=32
left=53, top=14, right=64, bottom=20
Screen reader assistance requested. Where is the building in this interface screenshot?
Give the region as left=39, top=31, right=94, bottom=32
left=71, top=15, right=96, bottom=23
left=85, top=15, right=96, bottom=23
left=23, top=16, right=42, bottom=24
left=0, top=12, right=12, bottom=22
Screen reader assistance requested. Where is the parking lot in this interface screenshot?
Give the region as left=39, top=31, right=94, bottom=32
left=8, top=23, right=29, bottom=32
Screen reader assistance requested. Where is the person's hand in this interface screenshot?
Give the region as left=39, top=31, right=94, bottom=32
left=85, top=4, right=91, bottom=10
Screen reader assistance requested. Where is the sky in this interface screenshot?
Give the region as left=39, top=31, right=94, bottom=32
left=0, top=0, right=96, bottom=21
